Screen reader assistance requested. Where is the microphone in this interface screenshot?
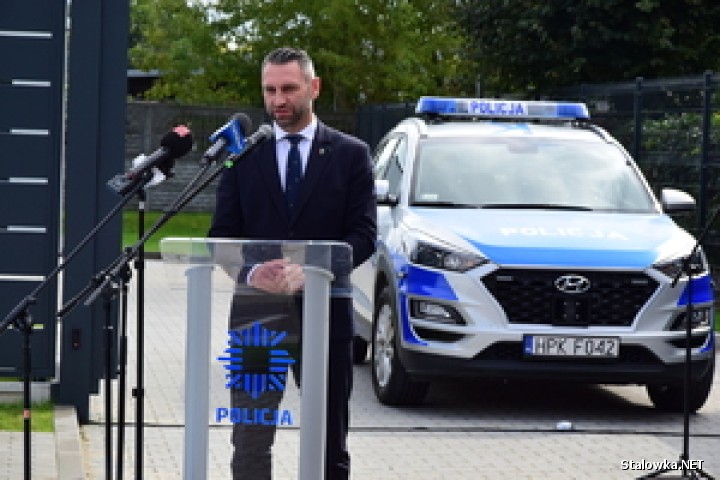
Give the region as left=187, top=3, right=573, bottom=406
left=224, top=124, right=274, bottom=168
left=108, top=125, right=193, bottom=195
left=130, top=153, right=167, bottom=189
left=203, top=113, right=253, bottom=165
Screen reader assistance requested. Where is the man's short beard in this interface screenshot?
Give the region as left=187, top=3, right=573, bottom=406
left=272, top=105, right=309, bottom=130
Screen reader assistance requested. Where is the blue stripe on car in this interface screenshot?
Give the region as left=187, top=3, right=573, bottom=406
left=700, top=332, right=715, bottom=354
left=394, top=262, right=452, bottom=346
left=464, top=240, right=656, bottom=268
left=677, top=274, right=714, bottom=305
left=403, top=265, right=458, bottom=300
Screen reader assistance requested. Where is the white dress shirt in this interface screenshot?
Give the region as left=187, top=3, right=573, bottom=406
left=274, top=117, right=318, bottom=191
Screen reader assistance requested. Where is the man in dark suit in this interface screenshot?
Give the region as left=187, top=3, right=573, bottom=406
left=208, top=47, right=376, bottom=480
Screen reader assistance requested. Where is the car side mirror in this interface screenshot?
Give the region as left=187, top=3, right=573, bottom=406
left=661, top=188, right=695, bottom=213
left=375, top=179, right=398, bottom=206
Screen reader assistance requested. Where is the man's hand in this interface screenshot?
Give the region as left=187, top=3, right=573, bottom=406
left=248, top=258, right=305, bottom=294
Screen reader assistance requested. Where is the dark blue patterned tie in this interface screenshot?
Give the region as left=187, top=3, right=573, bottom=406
left=284, top=134, right=304, bottom=214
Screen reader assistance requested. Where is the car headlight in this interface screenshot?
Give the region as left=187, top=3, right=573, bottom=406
left=653, top=248, right=709, bottom=279
left=409, top=241, right=487, bottom=272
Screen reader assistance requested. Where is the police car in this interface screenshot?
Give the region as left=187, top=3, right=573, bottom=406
left=351, top=96, right=716, bottom=412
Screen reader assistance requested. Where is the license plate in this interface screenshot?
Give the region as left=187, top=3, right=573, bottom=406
left=523, top=335, right=619, bottom=358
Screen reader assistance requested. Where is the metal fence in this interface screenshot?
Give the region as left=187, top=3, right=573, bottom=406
left=124, top=102, right=357, bottom=212
left=549, top=73, right=720, bottom=265
left=127, top=73, right=720, bottom=263
left=125, top=102, right=264, bottom=211
left=354, top=73, right=720, bottom=266
left=355, top=102, right=415, bottom=150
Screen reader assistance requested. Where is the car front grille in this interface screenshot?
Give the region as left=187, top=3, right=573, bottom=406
left=482, top=269, right=659, bottom=327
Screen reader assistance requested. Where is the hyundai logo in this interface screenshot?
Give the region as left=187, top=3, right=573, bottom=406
left=554, top=274, right=591, bottom=294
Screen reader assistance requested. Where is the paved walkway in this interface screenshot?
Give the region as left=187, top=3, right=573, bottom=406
left=1, top=259, right=719, bottom=479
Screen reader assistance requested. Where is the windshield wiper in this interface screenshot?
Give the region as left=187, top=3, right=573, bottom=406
left=412, top=201, right=481, bottom=208
left=480, top=203, right=595, bottom=211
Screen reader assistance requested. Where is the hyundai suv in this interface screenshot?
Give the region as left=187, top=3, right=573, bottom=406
left=351, top=97, right=716, bottom=412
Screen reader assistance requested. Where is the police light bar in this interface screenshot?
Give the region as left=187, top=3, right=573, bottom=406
left=416, top=96, right=590, bottom=120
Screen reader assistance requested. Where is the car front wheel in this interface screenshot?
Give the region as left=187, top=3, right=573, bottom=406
left=646, top=353, right=715, bottom=413
left=371, top=287, right=429, bottom=405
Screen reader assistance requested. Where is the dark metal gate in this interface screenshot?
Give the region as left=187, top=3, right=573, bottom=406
left=0, top=0, right=66, bottom=379
left=1, top=1, right=128, bottom=423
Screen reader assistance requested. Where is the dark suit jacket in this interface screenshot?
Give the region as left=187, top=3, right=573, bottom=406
left=208, top=121, right=377, bottom=340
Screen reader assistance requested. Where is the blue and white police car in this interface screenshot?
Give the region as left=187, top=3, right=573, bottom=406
left=351, top=96, right=716, bottom=412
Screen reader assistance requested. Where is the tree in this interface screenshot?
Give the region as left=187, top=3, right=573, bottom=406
left=129, top=0, right=250, bottom=105
left=457, top=0, right=720, bottom=95
left=130, top=0, right=475, bottom=108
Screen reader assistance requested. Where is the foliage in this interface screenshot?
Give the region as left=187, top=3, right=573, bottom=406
left=130, top=0, right=245, bottom=105
left=636, top=109, right=720, bottom=246
left=456, top=0, right=720, bottom=95
left=130, top=0, right=476, bottom=108
left=122, top=210, right=212, bottom=252
left=643, top=112, right=720, bottom=156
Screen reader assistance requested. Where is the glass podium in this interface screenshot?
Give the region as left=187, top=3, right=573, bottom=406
left=160, top=237, right=353, bottom=480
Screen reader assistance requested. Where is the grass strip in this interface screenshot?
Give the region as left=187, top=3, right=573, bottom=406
left=123, top=210, right=212, bottom=253
left=0, top=400, right=54, bottom=432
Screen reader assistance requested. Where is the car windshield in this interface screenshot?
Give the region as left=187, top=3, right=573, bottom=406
left=411, top=137, right=656, bottom=212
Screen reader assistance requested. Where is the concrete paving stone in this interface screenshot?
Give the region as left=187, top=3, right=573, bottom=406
left=2, top=259, right=719, bottom=479
left=0, top=431, right=56, bottom=480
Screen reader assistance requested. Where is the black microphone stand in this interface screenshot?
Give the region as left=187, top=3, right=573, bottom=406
left=55, top=171, right=156, bottom=480
left=56, top=132, right=267, bottom=479
left=116, top=244, right=133, bottom=480
left=133, top=188, right=147, bottom=480
left=122, top=164, right=215, bottom=480
left=57, top=150, right=233, bottom=479
left=0, top=169, right=154, bottom=480
left=113, top=188, right=148, bottom=480
left=0, top=302, right=34, bottom=480
left=638, top=206, right=717, bottom=480
left=111, top=190, right=151, bottom=480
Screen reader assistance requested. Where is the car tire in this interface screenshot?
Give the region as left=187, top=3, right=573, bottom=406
left=646, top=353, right=715, bottom=413
left=371, top=287, right=429, bottom=405
left=352, top=336, right=369, bottom=364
